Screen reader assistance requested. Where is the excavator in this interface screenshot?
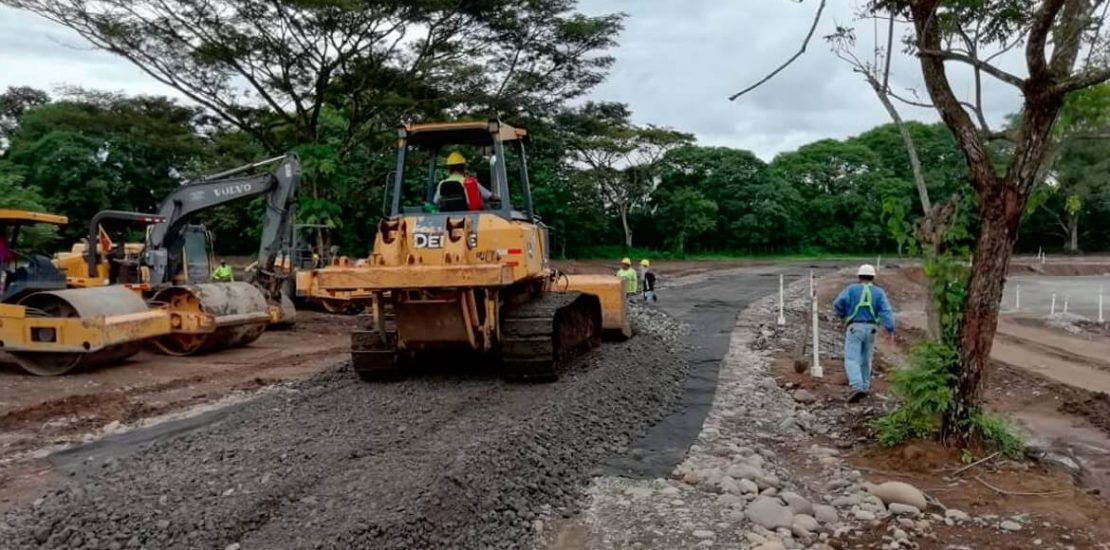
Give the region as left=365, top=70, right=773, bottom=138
left=65, top=153, right=300, bottom=353
left=0, top=154, right=303, bottom=375
left=304, top=121, right=631, bottom=381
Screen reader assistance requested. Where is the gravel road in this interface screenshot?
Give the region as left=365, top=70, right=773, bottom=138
left=0, top=267, right=806, bottom=550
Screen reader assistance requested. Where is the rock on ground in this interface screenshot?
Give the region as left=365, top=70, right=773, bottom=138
left=867, top=481, right=928, bottom=511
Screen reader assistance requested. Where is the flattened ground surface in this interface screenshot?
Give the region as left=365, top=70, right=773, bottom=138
left=0, top=264, right=800, bottom=550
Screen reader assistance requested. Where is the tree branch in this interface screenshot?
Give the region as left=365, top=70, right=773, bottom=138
left=917, top=49, right=1025, bottom=88
left=729, top=0, right=827, bottom=101
left=1052, top=67, right=1110, bottom=95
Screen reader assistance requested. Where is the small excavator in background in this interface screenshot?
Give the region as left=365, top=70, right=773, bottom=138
left=303, top=121, right=630, bottom=381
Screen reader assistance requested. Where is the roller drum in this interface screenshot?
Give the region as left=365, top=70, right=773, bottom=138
left=11, top=287, right=148, bottom=376
left=151, top=282, right=269, bottom=356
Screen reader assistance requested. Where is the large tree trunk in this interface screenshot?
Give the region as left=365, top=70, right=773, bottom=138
left=946, top=185, right=1024, bottom=432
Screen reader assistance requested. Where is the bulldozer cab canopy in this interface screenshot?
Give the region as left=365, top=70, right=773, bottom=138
left=389, top=120, right=535, bottom=221
left=402, top=121, right=528, bottom=148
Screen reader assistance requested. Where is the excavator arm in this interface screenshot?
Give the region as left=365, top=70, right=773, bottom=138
left=144, top=154, right=301, bottom=292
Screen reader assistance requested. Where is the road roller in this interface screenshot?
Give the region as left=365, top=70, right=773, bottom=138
left=0, top=210, right=166, bottom=375
left=307, top=120, right=631, bottom=382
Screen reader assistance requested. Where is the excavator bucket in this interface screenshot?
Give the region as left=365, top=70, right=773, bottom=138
left=557, top=274, right=632, bottom=340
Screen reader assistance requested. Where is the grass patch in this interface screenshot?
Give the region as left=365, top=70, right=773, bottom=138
left=874, top=342, right=1023, bottom=458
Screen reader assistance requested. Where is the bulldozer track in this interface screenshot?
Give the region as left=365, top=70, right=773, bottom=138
left=501, top=292, right=602, bottom=381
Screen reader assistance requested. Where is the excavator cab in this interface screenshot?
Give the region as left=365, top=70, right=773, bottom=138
left=179, top=224, right=215, bottom=284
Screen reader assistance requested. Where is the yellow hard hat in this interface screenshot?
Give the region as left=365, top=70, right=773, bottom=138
left=621, top=257, right=631, bottom=265
left=640, top=259, right=650, bottom=267
left=445, top=151, right=467, bottom=166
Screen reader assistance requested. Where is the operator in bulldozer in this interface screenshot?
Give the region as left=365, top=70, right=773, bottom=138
left=433, top=151, right=493, bottom=212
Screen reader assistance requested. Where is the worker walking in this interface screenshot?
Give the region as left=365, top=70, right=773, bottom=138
left=833, top=264, right=895, bottom=402
left=639, top=259, right=657, bottom=302
left=617, top=258, right=638, bottom=297
left=212, top=259, right=234, bottom=282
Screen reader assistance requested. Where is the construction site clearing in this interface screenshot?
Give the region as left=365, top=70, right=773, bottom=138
left=0, top=257, right=1107, bottom=549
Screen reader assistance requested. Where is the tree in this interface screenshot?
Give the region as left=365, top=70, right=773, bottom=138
left=2, top=91, right=208, bottom=240
left=880, top=0, right=1110, bottom=435
left=653, top=187, right=717, bottom=255
left=657, top=146, right=803, bottom=253
left=1041, top=83, right=1110, bottom=252
left=5, top=0, right=623, bottom=151
left=559, top=102, right=693, bottom=248
left=0, top=86, right=49, bottom=150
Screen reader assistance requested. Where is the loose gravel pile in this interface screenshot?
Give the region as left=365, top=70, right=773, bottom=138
left=0, top=304, right=689, bottom=550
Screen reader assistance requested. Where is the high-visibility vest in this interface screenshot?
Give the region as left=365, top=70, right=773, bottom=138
left=847, top=283, right=877, bottom=323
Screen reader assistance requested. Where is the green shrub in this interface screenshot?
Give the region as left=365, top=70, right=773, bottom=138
left=874, top=341, right=1024, bottom=455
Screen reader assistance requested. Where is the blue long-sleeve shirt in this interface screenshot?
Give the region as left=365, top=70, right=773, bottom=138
left=834, top=283, right=896, bottom=334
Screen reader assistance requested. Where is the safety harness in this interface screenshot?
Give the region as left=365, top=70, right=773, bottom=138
left=847, top=283, right=877, bottom=324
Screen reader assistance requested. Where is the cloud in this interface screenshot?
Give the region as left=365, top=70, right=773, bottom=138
left=579, top=0, right=1023, bottom=160
left=0, top=6, right=184, bottom=99
left=1, top=2, right=1024, bottom=160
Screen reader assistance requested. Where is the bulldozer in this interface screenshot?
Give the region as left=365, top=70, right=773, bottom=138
left=305, top=121, right=631, bottom=381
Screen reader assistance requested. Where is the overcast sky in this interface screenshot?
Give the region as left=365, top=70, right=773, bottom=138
left=0, top=2, right=1024, bottom=160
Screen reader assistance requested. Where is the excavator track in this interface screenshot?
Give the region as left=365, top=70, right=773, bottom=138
left=500, top=292, right=602, bottom=382
left=351, top=311, right=402, bottom=381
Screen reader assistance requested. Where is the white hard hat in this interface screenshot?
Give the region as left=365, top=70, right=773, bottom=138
left=858, top=264, right=877, bottom=277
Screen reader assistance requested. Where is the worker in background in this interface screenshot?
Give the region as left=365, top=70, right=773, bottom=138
left=312, top=251, right=321, bottom=268
left=639, top=259, right=658, bottom=302
left=212, top=259, right=234, bottom=282
left=434, top=152, right=491, bottom=211
left=833, top=264, right=895, bottom=403
left=617, top=257, right=638, bottom=297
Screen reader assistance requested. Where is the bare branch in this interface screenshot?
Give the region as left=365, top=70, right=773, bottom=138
left=888, top=89, right=935, bottom=109
left=729, top=0, right=827, bottom=101
left=917, top=49, right=1026, bottom=88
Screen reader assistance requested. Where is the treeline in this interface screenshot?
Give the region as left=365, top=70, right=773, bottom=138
left=2, top=86, right=1108, bottom=258
left=0, top=0, right=1106, bottom=259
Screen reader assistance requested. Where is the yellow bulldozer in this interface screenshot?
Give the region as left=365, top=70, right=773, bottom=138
left=304, top=121, right=631, bottom=381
